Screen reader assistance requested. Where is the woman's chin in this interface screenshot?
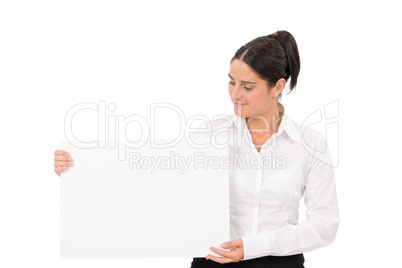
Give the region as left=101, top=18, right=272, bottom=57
left=234, top=108, right=247, bottom=117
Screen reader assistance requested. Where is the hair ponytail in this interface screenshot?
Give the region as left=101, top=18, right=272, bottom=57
left=267, top=31, right=301, bottom=91
left=232, top=30, right=301, bottom=96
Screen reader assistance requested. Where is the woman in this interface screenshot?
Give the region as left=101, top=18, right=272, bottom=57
left=54, top=30, right=339, bottom=268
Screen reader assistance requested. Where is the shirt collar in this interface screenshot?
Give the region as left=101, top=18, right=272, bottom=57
left=230, top=102, right=302, bottom=144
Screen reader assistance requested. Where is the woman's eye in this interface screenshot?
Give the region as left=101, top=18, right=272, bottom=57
left=244, top=85, right=253, bottom=90
left=229, top=81, right=235, bottom=85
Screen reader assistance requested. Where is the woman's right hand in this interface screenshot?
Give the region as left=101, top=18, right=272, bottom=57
left=54, top=149, right=72, bottom=176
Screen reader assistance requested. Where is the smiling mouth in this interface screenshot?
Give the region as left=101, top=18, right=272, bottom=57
left=234, top=102, right=247, bottom=107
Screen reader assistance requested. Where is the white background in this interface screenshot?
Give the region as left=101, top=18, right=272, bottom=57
left=1, top=0, right=401, bottom=267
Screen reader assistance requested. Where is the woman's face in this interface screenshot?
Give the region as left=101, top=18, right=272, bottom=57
left=228, top=59, right=277, bottom=119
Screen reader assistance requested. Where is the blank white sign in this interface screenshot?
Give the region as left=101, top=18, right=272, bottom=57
left=60, top=138, right=230, bottom=259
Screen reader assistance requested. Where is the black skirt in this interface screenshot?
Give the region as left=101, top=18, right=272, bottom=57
left=190, top=254, right=304, bottom=268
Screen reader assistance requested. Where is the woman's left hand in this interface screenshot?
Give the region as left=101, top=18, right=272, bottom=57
left=206, top=238, right=244, bottom=264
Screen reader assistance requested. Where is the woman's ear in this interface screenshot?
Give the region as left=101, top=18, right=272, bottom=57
left=272, top=78, right=286, bottom=98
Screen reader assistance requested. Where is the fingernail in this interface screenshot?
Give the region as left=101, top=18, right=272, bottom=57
left=64, top=152, right=69, bottom=156
left=221, top=243, right=226, bottom=247
left=68, top=157, right=72, bottom=161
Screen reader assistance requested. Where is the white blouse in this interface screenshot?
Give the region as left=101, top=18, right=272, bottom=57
left=189, top=102, right=340, bottom=260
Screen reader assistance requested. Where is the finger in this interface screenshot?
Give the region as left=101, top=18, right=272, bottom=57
left=209, top=247, right=234, bottom=259
left=54, top=167, right=60, bottom=176
left=221, top=238, right=241, bottom=249
left=54, top=161, right=72, bottom=167
left=54, top=166, right=66, bottom=176
left=54, top=155, right=73, bottom=161
left=54, top=149, right=70, bottom=156
left=206, top=254, right=233, bottom=264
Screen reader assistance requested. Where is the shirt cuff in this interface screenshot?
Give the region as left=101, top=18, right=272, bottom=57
left=241, top=233, right=269, bottom=261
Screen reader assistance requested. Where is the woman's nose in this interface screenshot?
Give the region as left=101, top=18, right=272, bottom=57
left=230, top=85, right=242, bottom=100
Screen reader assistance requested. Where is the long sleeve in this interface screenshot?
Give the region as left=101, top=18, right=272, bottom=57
left=241, top=134, right=340, bottom=260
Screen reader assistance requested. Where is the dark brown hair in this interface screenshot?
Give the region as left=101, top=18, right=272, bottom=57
left=231, top=30, right=301, bottom=99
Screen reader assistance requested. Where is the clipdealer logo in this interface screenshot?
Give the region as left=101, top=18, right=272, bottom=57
left=301, top=100, right=339, bottom=167
left=63, top=100, right=339, bottom=168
